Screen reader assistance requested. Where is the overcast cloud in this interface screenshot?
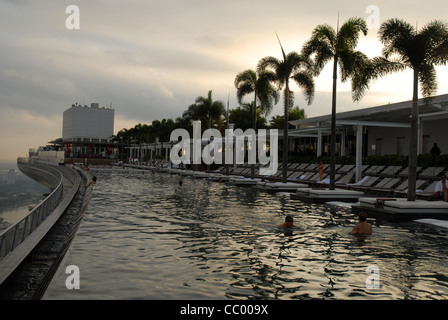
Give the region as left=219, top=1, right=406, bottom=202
left=1, top=0, right=447, bottom=160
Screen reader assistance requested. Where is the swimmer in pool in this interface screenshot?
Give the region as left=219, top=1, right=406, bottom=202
left=278, top=215, right=298, bottom=228
left=86, top=176, right=97, bottom=188
left=350, top=212, right=372, bottom=235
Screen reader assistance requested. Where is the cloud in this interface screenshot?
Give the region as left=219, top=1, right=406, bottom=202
left=1, top=0, right=448, bottom=160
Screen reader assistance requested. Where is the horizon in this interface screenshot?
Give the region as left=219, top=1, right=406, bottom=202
left=1, top=1, right=447, bottom=161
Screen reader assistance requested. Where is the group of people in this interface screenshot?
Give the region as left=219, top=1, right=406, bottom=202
left=278, top=212, right=372, bottom=235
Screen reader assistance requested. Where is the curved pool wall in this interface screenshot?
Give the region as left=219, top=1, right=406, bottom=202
left=0, top=159, right=93, bottom=299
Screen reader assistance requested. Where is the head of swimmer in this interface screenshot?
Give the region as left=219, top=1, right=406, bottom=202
left=284, top=215, right=294, bottom=227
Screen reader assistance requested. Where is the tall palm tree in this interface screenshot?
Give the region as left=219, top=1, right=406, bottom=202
left=234, top=69, right=280, bottom=178
left=302, top=17, right=369, bottom=190
left=258, top=35, right=315, bottom=183
left=359, top=19, right=448, bottom=201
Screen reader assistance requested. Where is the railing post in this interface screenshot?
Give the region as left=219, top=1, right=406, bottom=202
left=12, top=225, right=21, bottom=249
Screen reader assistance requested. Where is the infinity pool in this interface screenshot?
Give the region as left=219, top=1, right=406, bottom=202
left=43, top=168, right=448, bottom=300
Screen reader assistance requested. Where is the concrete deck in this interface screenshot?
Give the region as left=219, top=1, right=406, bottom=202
left=290, top=188, right=365, bottom=203
left=254, top=182, right=308, bottom=192
left=352, top=197, right=448, bottom=221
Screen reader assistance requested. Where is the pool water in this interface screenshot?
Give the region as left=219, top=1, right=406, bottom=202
left=43, top=168, right=448, bottom=300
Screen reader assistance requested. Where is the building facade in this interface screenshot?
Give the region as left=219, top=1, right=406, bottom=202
left=289, top=93, right=448, bottom=158
left=60, top=103, right=116, bottom=159
left=63, top=103, right=114, bottom=140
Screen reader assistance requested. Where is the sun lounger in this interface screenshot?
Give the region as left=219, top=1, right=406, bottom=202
left=364, top=177, right=394, bottom=193
left=397, top=166, right=423, bottom=177
left=335, top=171, right=355, bottom=185
left=394, top=179, right=427, bottom=197
left=379, top=166, right=403, bottom=177
left=289, top=163, right=301, bottom=170
left=364, top=165, right=385, bottom=176
left=337, top=165, right=355, bottom=173
left=287, top=171, right=302, bottom=181
left=345, top=176, right=380, bottom=191
left=418, top=167, right=446, bottom=179
left=296, top=163, right=312, bottom=170
left=297, top=171, right=315, bottom=182
left=322, top=164, right=341, bottom=172
left=368, top=178, right=402, bottom=196
left=415, top=181, right=439, bottom=200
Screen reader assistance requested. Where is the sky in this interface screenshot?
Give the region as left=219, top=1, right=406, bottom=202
left=1, top=0, right=447, bottom=161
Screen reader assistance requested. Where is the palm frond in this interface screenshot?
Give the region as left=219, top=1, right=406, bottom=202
left=419, top=63, right=438, bottom=98
left=275, top=32, right=287, bottom=61
left=234, top=69, right=257, bottom=88
left=234, top=69, right=257, bottom=104
left=337, top=17, right=368, bottom=51
left=235, top=83, right=255, bottom=104
left=379, top=19, right=415, bottom=61
left=291, top=71, right=315, bottom=105
left=301, top=25, right=336, bottom=74
left=257, top=56, right=280, bottom=75
left=351, top=56, right=407, bottom=102
left=419, top=20, right=448, bottom=65
left=257, top=71, right=280, bottom=116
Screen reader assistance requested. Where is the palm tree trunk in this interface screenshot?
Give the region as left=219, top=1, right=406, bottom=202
left=251, top=91, right=257, bottom=179
left=283, top=83, right=289, bottom=183
left=329, top=56, right=338, bottom=190
left=407, top=68, right=419, bottom=201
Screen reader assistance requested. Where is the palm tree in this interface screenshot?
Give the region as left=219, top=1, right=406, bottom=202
left=229, top=102, right=267, bottom=131
left=258, top=35, right=315, bottom=183
left=234, top=69, right=279, bottom=178
left=234, top=69, right=280, bottom=125
left=195, top=90, right=226, bottom=130
left=194, top=90, right=225, bottom=171
left=269, top=106, right=307, bottom=130
left=359, top=19, right=448, bottom=201
left=302, top=17, right=369, bottom=190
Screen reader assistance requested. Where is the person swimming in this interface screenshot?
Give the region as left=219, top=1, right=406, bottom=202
left=350, top=212, right=372, bottom=235
left=278, top=215, right=298, bottom=228
left=86, top=176, right=97, bottom=188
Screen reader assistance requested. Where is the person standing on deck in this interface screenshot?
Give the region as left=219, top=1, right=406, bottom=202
left=315, top=161, right=324, bottom=181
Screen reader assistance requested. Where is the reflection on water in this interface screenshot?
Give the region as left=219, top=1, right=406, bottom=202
left=44, top=168, right=448, bottom=300
left=0, top=205, right=31, bottom=224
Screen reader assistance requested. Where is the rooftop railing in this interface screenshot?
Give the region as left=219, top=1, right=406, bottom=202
left=0, top=160, right=63, bottom=259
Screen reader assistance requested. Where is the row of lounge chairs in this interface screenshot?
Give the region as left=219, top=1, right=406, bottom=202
left=128, top=159, right=445, bottom=200
left=212, top=163, right=446, bottom=199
